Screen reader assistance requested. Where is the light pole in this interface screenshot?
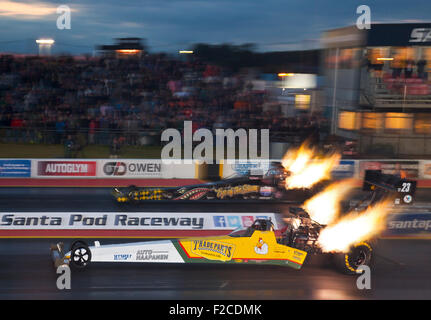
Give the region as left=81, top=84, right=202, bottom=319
left=36, top=39, right=55, bottom=56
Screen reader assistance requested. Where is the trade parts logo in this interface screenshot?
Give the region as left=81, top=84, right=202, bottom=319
left=191, top=240, right=235, bottom=261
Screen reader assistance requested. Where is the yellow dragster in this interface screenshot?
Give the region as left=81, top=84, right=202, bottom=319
left=51, top=219, right=308, bottom=271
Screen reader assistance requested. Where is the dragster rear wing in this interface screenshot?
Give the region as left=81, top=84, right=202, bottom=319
left=362, top=170, right=416, bottom=205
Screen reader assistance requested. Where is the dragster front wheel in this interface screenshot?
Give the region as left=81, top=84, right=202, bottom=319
left=70, top=241, right=92, bottom=270
left=333, top=242, right=373, bottom=275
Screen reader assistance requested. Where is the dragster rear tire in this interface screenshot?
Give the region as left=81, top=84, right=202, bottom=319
left=333, top=242, right=373, bottom=275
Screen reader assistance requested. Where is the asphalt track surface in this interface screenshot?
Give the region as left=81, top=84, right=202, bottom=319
left=0, top=187, right=430, bottom=299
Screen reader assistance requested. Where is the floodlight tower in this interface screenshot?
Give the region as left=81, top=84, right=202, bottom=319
left=36, top=39, right=55, bottom=56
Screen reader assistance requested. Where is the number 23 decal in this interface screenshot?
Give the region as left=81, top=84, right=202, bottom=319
left=401, top=182, right=411, bottom=193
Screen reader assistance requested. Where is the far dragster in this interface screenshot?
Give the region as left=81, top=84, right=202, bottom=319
left=112, top=162, right=327, bottom=204
left=112, top=164, right=416, bottom=206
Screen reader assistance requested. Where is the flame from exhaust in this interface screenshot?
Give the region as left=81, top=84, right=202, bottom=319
left=303, top=179, right=356, bottom=225
left=317, top=200, right=391, bottom=253
left=282, top=143, right=341, bottom=189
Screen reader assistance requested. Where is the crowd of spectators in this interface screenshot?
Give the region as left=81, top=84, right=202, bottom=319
left=0, top=53, right=326, bottom=152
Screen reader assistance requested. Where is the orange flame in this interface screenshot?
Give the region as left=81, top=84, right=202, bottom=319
left=282, top=143, right=340, bottom=189
left=303, top=179, right=356, bottom=225
left=317, top=200, right=391, bottom=253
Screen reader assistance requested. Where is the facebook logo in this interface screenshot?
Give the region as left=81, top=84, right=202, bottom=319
left=227, top=216, right=241, bottom=228
left=213, top=216, right=226, bottom=227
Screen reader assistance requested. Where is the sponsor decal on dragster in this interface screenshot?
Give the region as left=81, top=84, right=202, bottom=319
left=292, top=250, right=306, bottom=263
left=254, top=238, right=268, bottom=255
left=173, top=236, right=306, bottom=268
left=136, top=249, right=169, bottom=261
left=174, top=188, right=210, bottom=200
left=132, top=189, right=164, bottom=200
left=90, top=240, right=184, bottom=263
left=114, top=254, right=132, bottom=261
left=259, top=186, right=273, bottom=197
left=0, top=160, right=31, bottom=177
left=383, top=213, right=431, bottom=237
left=215, top=184, right=259, bottom=199
left=190, top=239, right=235, bottom=261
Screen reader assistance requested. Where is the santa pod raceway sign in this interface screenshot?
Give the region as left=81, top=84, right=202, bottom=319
left=0, top=212, right=279, bottom=238
left=37, top=161, right=96, bottom=176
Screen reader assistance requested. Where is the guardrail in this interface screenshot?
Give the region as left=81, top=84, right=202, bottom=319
left=0, top=158, right=430, bottom=181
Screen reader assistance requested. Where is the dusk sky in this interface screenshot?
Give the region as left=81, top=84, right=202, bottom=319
left=0, top=0, right=430, bottom=55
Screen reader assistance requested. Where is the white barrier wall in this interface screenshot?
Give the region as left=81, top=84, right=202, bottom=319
left=221, top=159, right=277, bottom=178
left=221, top=159, right=423, bottom=180
left=0, top=212, right=279, bottom=230
left=0, top=158, right=426, bottom=180
left=24, top=159, right=196, bottom=179
left=221, top=159, right=360, bottom=179
left=96, top=160, right=195, bottom=179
